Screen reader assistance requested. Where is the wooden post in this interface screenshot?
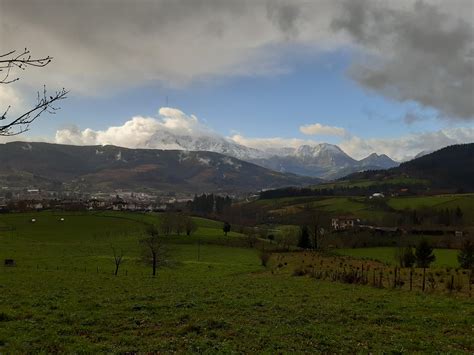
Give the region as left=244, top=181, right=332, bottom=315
left=469, top=270, right=472, bottom=297
left=422, top=268, right=426, bottom=292
left=409, top=268, right=413, bottom=291
left=197, top=238, right=201, bottom=262
left=393, top=267, right=397, bottom=288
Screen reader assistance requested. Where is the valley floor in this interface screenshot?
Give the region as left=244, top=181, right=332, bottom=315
left=0, top=212, right=472, bottom=352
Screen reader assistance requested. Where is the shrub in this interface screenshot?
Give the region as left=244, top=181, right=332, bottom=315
left=259, top=250, right=271, bottom=267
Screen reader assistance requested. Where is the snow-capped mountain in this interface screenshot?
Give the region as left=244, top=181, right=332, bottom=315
left=143, top=130, right=266, bottom=160
left=121, top=130, right=398, bottom=180
left=245, top=143, right=398, bottom=180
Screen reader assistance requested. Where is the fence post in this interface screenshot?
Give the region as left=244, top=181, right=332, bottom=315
left=469, top=270, right=472, bottom=297
left=422, top=268, right=426, bottom=292
left=393, top=267, right=397, bottom=288
left=409, top=268, right=413, bottom=291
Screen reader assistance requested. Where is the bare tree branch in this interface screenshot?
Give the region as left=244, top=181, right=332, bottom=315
left=0, top=48, right=52, bottom=84
left=0, top=87, right=68, bottom=136
left=0, top=48, right=68, bottom=136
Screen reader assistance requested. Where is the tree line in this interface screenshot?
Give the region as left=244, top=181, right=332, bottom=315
left=187, top=194, right=232, bottom=215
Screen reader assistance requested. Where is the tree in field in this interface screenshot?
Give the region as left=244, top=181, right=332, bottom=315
left=297, top=225, right=311, bottom=249
left=111, top=246, right=125, bottom=276
left=395, top=246, right=416, bottom=268
left=160, top=212, right=175, bottom=236
left=184, top=215, right=198, bottom=236
left=415, top=239, right=436, bottom=291
left=174, top=212, right=186, bottom=236
left=1, top=49, right=68, bottom=136
left=415, top=239, right=436, bottom=268
left=455, top=206, right=464, bottom=225
left=140, top=225, right=167, bottom=277
left=223, top=222, right=231, bottom=236
left=458, top=240, right=474, bottom=270
left=278, top=226, right=296, bottom=251
left=402, top=247, right=416, bottom=268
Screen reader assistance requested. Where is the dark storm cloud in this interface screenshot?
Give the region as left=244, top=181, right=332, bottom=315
left=1, top=0, right=472, bottom=124
left=266, top=1, right=302, bottom=38
left=332, top=0, right=474, bottom=121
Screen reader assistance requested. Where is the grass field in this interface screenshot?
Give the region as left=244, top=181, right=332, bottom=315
left=257, top=193, right=474, bottom=225
left=313, top=177, right=430, bottom=190
left=336, top=247, right=460, bottom=267
left=1, top=212, right=473, bottom=352
left=388, top=194, right=474, bottom=221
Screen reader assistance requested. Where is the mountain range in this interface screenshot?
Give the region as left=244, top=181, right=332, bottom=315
left=104, top=131, right=399, bottom=179
left=0, top=142, right=321, bottom=194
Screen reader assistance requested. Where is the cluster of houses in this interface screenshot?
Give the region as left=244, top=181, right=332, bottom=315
left=0, top=194, right=195, bottom=213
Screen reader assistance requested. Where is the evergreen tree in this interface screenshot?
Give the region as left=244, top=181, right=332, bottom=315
left=415, top=239, right=436, bottom=268
left=298, top=225, right=311, bottom=249
left=458, top=240, right=474, bottom=269
left=415, top=239, right=435, bottom=292
left=223, top=222, right=231, bottom=236
left=455, top=206, right=464, bottom=225
left=402, top=247, right=416, bottom=268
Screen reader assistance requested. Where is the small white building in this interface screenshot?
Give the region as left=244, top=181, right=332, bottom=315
left=331, top=216, right=358, bottom=230
left=370, top=192, right=385, bottom=199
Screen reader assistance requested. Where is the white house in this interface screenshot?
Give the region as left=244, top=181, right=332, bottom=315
left=331, top=216, right=358, bottom=230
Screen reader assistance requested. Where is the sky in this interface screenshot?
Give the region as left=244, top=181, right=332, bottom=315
left=0, top=0, right=473, bottom=161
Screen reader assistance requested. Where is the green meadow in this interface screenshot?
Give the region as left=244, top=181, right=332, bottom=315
left=0, top=212, right=473, bottom=352
left=336, top=247, right=460, bottom=267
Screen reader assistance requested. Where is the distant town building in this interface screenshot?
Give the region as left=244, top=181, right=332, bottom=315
left=370, top=192, right=385, bottom=199
left=331, top=216, right=358, bottom=230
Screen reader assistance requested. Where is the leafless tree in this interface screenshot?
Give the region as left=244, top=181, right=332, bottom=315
left=0, top=48, right=68, bottom=136
left=140, top=225, right=168, bottom=277
left=112, top=246, right=125, bottom=276
left=184, top=215, right=198, bottom=236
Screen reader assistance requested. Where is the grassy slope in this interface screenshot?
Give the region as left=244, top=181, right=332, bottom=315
left=313, top=177, right=430, bottom=190
left=336, top=247, right=460, bottom=267
left=388, top=194, right=474, bottom=220
left=257, top=193, right=474, bottom=223
left=0, top=212, right=473, bottom=352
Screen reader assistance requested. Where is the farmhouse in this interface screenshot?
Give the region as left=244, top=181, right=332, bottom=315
left=331, top=216, right=358, bottom=230
left=370, top=192, right=385, bottom=199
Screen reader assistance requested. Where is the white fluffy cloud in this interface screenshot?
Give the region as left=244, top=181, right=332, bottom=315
left=53, top=106, right=474, bottom=161
left=299, top=123, right=348, bottom=137
left=55, top=107, right=216, bottom=148
left=339, top=127, right=474, bottom=161
left=0, top=85, right=24, bottom=116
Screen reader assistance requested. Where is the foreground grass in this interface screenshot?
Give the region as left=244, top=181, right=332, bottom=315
left=0, top=212, right=473, bottom=352
left=2, top=263, right=473, bottom=353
